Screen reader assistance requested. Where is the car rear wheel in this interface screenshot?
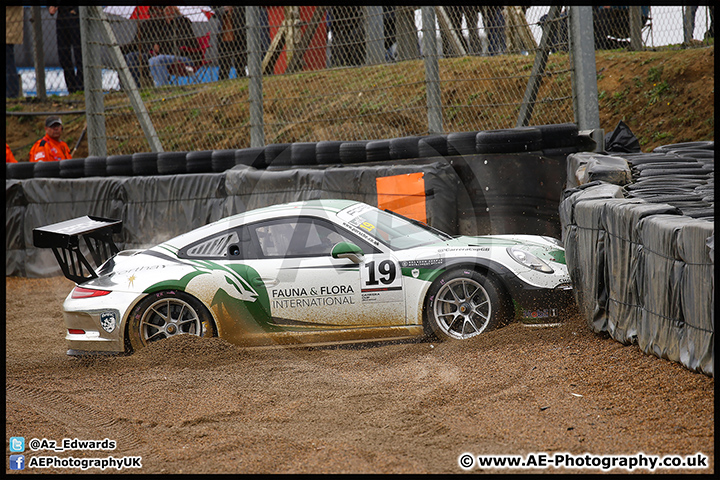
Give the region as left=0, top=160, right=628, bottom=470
left=425, top=269, right=509, bottom=340
left=126, top=290, right=216, bottom=352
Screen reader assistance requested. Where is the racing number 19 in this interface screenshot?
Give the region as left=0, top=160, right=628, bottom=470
left=364, top=260, right=396, bottom=286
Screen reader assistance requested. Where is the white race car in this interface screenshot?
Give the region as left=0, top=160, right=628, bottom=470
left=33, top=199, right=573, bottom=355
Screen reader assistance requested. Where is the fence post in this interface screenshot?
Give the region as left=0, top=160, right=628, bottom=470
left=569, top=6, right=603, bottom=151
left=422, top=7, right=442, bottom=134
left=365, top=7, right=384, bottom=65
left=96, top=7, right=162, bottom=153
left=31, top=6, right=46, bottom=100
left=247, top=6, right=264, bottom=148
left=629, top=6, right=643, bottom=51
left=517, top=5, right=562, bottom=127
left=79, top=6, right=106, bottom=157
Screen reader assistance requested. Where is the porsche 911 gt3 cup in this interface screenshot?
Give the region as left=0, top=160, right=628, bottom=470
left=33, top=199, right=573, bottom=355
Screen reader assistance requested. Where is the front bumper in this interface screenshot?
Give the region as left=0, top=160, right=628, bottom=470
left=500, top=273, right=575, bottom=320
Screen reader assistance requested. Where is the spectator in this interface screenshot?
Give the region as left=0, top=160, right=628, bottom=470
left=7, top=143, right=18, bottom=163
left=593, top=6, right=650, bottom=50
left=147, top=6, right=201, bottom=86
left=29, top=116, right=72, bottom=162
left=48, top=6, right=84, bottom=94
left=329, top=7, right=365, bottom=66
left=6, top=6, right=23, bottom=98
left=539, top=8, right=569, bottom=53
left=442, top=6, right=505, bottom=56
left=213, top=6, right=247, bottom=79
left=441, top=6, right=471, bottom=56
left=121, top=6, right=165, bottom=88
left=481, top=6, right=505, bottom=55
left=706, top=6, right=714, bottom=40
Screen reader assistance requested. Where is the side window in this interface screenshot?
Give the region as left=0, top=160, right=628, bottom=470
left=250, top=217, right=378, bottom=258
left=181, top=231, right=239, bottom=258
left=179, top=226, right=258, bottom=259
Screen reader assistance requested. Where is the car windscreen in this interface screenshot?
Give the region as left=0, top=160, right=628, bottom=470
left=343, top=206, right=448, bottom=250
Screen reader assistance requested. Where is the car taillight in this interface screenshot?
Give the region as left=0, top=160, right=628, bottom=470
left=68, top=329, right=85, bottom=335
left=71, top=286, right=112, bottom=299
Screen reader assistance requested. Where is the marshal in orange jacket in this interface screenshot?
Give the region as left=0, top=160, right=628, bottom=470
left=29, top=134, right=72, bottom=162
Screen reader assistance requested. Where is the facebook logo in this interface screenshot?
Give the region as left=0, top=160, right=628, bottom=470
left=9, top=436, right=25, bottom=452
left=9, top=454, right=25, bottom=470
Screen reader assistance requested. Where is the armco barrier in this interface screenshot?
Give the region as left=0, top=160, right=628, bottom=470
left=560, top=143, right=714, bottom=376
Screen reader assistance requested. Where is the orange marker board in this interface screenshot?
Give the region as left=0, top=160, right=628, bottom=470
left=376, top=172, right=427, bottom=224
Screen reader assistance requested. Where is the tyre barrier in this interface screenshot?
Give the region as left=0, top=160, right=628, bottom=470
left=33, top=160, right=61, bottom=178
left=132, top=152, right=159, bottom=176
left=560, top=142, right=714, bottom=376
left=185, top=150, right=213, bottom=173
left=106, top=154, right=134, bottom=176
left=6, top=124, right=584, bottom=181
left=59, top=158, right=86, bottom=178
left=338, top=140, right=368, bottom=164
left=157, top=151, right=188, bottom=175
left=84, top=155, right=108, bottom=177
left=366, top=139, right=391, bottom=162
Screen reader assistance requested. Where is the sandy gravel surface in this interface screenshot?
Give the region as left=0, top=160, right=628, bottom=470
left=5, top=276, right=713, bottom=474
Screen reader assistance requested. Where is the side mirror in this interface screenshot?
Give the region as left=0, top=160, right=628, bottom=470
left=331, top=241, right=364, bottom=264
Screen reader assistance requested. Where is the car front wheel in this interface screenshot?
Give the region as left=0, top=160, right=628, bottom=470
left=126, top=290, right=216, bottom=352
left=425, top=269, right=509, bottom=340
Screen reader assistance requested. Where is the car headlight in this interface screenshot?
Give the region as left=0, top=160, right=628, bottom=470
left=507, top=246, right=554, bottom=273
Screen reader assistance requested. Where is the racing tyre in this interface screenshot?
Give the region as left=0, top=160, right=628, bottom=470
left=389, top=136, right=421, bottom=160
left=132, top=152, right=159, bottom=176
left=290, top=142, right=317, bottom=165
left=185, top=150, right=213, bottom=173
left=366, top=139, right=391, bottom=162
left=236, top=147, right=266, bottom=168
left=476, top=127, right=543, bottom=154
left=33, top=160, right=62, bottom=178
left=537, top=123, right=578, bottom=149
left=447, top=131, right=478, bottom=155
left=126, top=290, right=217, bottom=353
left=7, top=162, right=36, bottom=179
left=158, top=151, right=188, bottom=175
left=59, top=158, right=86, bottom=178
left=418, top=135, right=448, bottom=157
left=84, top=155, right=108, bottom=177
left=425, top=269, right=510, bottom=341
left=264, top=143, right=292, bottom=169
left=316, top=141, right=343, bottom=164
left=339, top=141, right=368, bottom=164
left=106, top=154, right=134, bottom=176
left=211, top=149, right=236, bottom=172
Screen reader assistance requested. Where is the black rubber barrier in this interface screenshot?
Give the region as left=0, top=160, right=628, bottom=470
left=560, top=142, right=714, bottom=376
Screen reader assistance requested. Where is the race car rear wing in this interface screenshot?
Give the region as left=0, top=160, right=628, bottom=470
left=33, top=216, right=122, bottom=284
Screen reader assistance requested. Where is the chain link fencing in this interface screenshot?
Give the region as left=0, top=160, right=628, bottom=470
left=6, top=6, right=716, bottom=156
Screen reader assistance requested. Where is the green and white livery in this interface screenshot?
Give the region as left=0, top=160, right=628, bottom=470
left=43, top=199, right=573, bottom=355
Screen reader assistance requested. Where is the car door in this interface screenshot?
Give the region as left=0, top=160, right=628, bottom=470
left=242, top=216, right=406, bottom=328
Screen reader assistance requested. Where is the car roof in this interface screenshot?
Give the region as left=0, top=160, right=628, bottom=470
left=237, top=198, right=361, bottom=221
left=159, top=199, right=365, bottom=248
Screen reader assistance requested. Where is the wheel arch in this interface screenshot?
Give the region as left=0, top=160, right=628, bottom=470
left=123, top=288, right=220, bottom=353
left=420, top=258, right=515, bottom=329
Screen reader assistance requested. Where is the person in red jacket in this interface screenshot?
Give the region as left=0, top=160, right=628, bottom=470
left=29, top=116, right=72, bottom=162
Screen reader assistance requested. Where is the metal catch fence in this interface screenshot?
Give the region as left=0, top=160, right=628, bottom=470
left=6, top=6, right=715, bottom=156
